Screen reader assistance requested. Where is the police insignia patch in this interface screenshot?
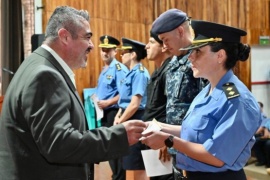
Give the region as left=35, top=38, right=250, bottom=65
left=222, top=82, right=240, bottom=99
left=116, top=63, right=121, bottom=71
left=139, top=65, right=144, bottom=72
left=106, top=75, right=112, bottom=79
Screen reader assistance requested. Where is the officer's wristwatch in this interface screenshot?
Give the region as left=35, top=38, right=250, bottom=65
left=164, top=135, right=174, bottom=148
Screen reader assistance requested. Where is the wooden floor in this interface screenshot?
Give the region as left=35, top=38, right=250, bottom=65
left=94, top=161, right=149, bottom=180
left=244, top=163, right=270, bottom=180
left=94, top=160, right=268, bottom=180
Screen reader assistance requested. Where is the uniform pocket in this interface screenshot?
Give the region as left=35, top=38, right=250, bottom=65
left=124, top=81, right=132, bottom=95
left=191, top=116, right=213, bottom=142
left=106, top=78, right=114, bottom=90
left=192, top=116, right=209, bottom=130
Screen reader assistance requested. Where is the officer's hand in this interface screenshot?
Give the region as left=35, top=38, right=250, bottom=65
left=141, top=131, right=169, bottom=150
left=122, top=120, right=146, bottom=146
left=97, top=100, right=109, bottom=109
left=114, top=116, right=121, bottom=125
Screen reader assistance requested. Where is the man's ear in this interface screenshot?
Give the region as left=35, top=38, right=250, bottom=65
left=114, top=48, right=118, bottom=55
left=58, top=28, right=70, bottom=45
left=176, top=25, right=184, bottom=37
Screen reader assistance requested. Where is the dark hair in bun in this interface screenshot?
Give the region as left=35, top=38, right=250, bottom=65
left=238, top=44, right=250, bottom=61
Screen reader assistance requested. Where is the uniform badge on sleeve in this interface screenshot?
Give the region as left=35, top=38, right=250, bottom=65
left=116, top=63, right=121, bottom=71
left=222, top=82, right=240, bottom=99
left=139, top=65, right=144, bottom=72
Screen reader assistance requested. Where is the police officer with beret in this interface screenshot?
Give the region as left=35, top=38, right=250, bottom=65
left=151, top=8, right=205, bottom=179
left=142, top=20, right=261, bottom=180
left=96, top=35, right=128, bottom=180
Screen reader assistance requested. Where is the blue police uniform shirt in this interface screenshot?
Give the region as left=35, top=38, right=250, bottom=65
left=176, top=70, right=261, bottom=172
left=118, top=63, right=150, bottom=110
left=260, top=113, right=268, bottom=126
left=264, top=119, right=270, bottom=130
left=96, top=59, right=129, bottom=109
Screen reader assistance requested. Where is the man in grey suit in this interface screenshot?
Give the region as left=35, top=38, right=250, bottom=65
left=0, top=6, right=146, bottom=180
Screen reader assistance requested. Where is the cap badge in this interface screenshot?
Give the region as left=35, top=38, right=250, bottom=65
left=104, top=36, right=109, bottom=45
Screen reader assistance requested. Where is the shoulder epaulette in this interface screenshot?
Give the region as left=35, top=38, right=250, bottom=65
left=222, top=82, right=240, bottom=99
left=139, top=65, right=144, bottom=72
left=116, top=63, right=121, bottom=71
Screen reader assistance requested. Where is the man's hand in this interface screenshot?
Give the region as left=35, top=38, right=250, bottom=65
left=159, top=146, right=171, bottom=162
left=122, top=120, right=146, bottom=146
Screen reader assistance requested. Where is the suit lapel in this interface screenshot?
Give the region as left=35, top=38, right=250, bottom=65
left=34, top=48, right=86, bottom=114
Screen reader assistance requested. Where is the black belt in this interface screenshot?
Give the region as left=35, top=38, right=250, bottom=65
left=104, top=107, right=118, bottom=111
left=185, top=169, right=246, bottom=180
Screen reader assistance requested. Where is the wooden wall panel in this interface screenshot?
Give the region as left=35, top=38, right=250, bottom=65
left=42, top=0, right=270, bottom=99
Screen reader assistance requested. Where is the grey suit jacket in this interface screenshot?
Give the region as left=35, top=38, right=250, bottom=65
left=0, top=47, right=129, bottom=180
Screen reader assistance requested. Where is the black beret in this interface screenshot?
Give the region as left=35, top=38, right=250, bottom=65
left=119, top=38, right=147, bottom=60
left=99, top=35, right=120, bottom=48
left=180, top=20, right=247, bottom=51
left=151, top=9, right=188, bottom=34
left=150, top=30, right=163, bottom=44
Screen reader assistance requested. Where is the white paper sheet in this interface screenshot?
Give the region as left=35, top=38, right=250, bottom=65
left=90, top=94, right=104, bottom=120
left=141, top=149, right=173, bottom=177
left=141, top=118, right=161, bottom=135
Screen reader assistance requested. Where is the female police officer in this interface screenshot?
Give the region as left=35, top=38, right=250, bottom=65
left=141, top=20, right=261, bottom=180
left=114, top=38, right=150, bottom=179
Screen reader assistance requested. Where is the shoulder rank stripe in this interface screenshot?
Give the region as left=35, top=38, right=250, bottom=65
left=116, top=63, right=121, bottom=71
left=139, top=65, right=144, bottom=72
left=222, top=82, right=240, bottom=99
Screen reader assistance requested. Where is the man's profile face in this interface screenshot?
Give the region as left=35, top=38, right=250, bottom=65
left=158, top=25, right=192, bottom=56
left=68, top=20, right=93, bottom=69
left=100, top=48, right=116, bottom=63
left=145, top=37, right=162, bottom=60
left=158, top=30, right=180, bottom=55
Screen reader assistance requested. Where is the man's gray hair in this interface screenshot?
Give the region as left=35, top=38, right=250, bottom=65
left=45, top=6, right=90, bottom=43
